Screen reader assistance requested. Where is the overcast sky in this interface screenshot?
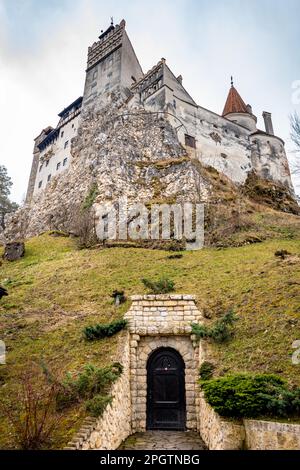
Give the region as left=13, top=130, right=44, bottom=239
left=0, top=0, right=299, bottom=203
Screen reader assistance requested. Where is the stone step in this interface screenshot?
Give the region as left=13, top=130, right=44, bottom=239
left=118, top=431, right=207, bottom=451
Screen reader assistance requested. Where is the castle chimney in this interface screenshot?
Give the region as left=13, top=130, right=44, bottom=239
left=177, top=75, right=183, bottom=84
left=262, top=111, right=274, bottom=136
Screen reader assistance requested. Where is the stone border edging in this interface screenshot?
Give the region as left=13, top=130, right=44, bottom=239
left=131, top=294, right=196, bottom=300
left=64, top=417, right=97, bottom=450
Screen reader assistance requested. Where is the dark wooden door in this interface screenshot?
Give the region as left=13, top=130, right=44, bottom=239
left=147, top=348, right=186, bottom=430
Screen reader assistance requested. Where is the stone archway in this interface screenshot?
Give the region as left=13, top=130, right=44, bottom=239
left=125, top=295, right=203, bottom=433
left=147, top=347, right=186, bottom=431
left=130, top=335, right=198, bottom=432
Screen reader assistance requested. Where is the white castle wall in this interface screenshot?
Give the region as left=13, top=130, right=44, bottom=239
left=27, top=21, right=295, bottom=208
left=139, top=65, right=293, bottom=191
left=33, top=113, right=80, bottom=196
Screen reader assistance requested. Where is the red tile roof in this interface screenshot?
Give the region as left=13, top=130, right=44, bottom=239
left=222, top=85, right=248, bottom=116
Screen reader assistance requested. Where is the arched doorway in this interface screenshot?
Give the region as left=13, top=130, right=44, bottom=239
left=147, top=347, right=186, bottom=430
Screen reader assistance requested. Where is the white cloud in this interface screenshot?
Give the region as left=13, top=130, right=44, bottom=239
left=0, top=0, right=299, bottom=202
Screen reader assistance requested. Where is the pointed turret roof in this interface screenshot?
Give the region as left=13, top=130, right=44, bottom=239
left=222, top=78, right=249, bottom=116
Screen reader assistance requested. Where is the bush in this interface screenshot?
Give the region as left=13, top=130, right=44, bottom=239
left=83, top=319, right=128, bottom=341
left=1, top=366, right=60, bottom=450
left=141, top=277, right=175, bottom=294
left=192, top=310, right=238, bottom=343
left=73, top=208, right=98, bottom=249
left=199, top=362, right=215, bottom=381
left=201, top=373, right=300, bottom=418
left=82, top=184, right=99, bottom=210
left=56, top=362, right=123, bottom=416
left=86, top=395, right=113, bottom=417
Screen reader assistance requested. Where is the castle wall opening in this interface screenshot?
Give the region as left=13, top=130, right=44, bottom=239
left=147, top=347, right=186, bottom=431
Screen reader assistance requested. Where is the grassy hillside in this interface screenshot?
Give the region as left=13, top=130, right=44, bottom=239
left=0, top=230, right=300, bottom=448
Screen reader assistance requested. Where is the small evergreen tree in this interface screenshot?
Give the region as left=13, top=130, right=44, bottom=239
left=0, top=165, right=18, bottom=229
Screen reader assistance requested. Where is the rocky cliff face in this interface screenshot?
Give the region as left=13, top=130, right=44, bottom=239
left=5, top=93, right=211, bottom=242
left=5, top=93, right=299, bottom=246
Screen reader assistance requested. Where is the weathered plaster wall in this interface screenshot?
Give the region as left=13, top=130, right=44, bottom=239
left=83, top=48, right=122, bottom=109
left=140, top=70, right=293, bottom=190
left=34, top=113, right=81, bottom=197
left=250, top=133, right=293, bottom=190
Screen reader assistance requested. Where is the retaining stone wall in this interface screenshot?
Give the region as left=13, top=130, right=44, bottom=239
left=65, top=332, right=131, bottom=450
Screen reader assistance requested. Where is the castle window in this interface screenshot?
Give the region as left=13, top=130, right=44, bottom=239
left=61, top=131, right=64, bottom=138
left=185, top=134, right=196, bottom=149
left=56, top=162, right=61, bottom=171
left=47, top=174, right=51, bottom=182
left=39, top=165, right=43, bottom=172
left=46, top=160, right=49, bottom=167
left=63, top=158, right=68, bottom=166
left=38, top=181, right=42, bottom=189
left=64, top=141, right=69, bottom=149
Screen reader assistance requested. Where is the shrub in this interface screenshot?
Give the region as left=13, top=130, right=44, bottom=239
left=56, top=362, right=123, bottom=416
left=199, top=362, right=215, bottom=381
left=1, top=366, right=60, bottom=450
left=83, top=319, right=128, bottom=341
left=86, top=395, right=113, bottom=417
left=73, top=208, right=98, bottom=249
left=141, top=277, right=175, bottom=294
left=192, top=310, right=238, bottom=343
left=82, top=184, right=99, bottom=210
left=201, top=373, right=300, bottom=418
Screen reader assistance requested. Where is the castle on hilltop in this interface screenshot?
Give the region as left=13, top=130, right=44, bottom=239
left=25, top=19, right=294, bottom=206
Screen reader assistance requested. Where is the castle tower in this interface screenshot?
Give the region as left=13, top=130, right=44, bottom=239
left=82, top=19, right=143, bottom=108
left=222, top=78, right=257, bottom=132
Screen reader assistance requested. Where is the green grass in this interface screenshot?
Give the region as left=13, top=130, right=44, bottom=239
left=0, top=232, right=300, bottom=448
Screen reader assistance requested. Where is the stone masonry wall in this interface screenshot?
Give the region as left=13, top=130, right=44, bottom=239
left=197, top=336, right=300, bottom=450
left=65, top=332, right=131, bottom=450
left=198, top=394, right=246, bottom=450
left=64, top=295, right=300, bottom=451
left=244, top=419, right=300, bottom=450
left=125, top=294, right=203, bottom=433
